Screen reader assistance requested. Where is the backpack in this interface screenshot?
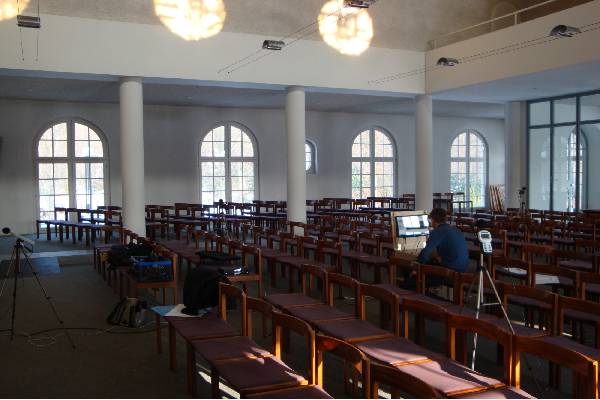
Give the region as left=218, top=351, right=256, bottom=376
left=182, top=268, right=231, bottom=315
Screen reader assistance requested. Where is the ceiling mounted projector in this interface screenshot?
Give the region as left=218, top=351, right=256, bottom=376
left=550, top=25, right=581, bottom=38
left=17, top=15, right=41, bottom=29
left=262, top=40, right=285, bottom=50
left=343, top=0, right=374, bottom=8
left=437, top=57, right=459, bottom=67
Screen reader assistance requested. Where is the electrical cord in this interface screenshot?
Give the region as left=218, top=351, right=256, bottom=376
left=0, top=321, right=168, bottom=347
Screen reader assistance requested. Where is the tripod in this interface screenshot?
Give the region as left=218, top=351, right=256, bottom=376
left=0, top=238, right=75, bottom=348
left=463, top=249, right=514, bottom=370
left=518, top=188, right=527, bottom=216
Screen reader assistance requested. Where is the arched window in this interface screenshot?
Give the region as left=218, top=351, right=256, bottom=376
left=450, top=131, right=487, bottom=208
left=351, top=128, right=395, bottom=198
left=36, top=120, right=108, bottom=219
left=200, top=124, right=258, bottom=204
left=305, top=140, right=316, bottom=174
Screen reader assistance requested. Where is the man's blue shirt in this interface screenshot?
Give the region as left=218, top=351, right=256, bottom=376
left=417, top=223, right=469, bottom=272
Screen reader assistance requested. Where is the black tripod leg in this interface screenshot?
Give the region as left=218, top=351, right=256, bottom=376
left=10, top=248, right=18, bottom=341
left=21, top=251, right=76, bottom=349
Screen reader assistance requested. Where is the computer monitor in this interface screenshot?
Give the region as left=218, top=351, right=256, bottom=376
left=395, top=214, right=430, bottom=238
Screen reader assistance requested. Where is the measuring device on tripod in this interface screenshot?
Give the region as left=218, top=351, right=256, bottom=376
left=477, top=230, right=493, bottom=255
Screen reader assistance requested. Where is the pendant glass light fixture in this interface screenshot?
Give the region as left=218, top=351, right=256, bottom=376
left=154, top=0, right=226, bottom=41
left=0, top=0, right=29, bottom=21
left=318, top=0, right=374, bottom=56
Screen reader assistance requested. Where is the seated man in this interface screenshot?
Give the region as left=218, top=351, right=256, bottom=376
left=417, top=208, right=469, bottom=272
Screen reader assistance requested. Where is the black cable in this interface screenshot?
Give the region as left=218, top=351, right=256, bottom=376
left=221, top=0, right=382, bottom=75
left=369, top=18, right=600, bottom=85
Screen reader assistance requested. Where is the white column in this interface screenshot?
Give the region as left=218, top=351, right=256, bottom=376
left=504, top=101, right=527, bottom=209
left=286, top=86, right=307, bottom=226
left=415, top=94, right=433, bottom=211
left=119, top=77, right=146, bottom=235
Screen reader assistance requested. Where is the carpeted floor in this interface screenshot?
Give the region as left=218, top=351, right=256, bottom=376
left=0, top=234, right=571, bottom=398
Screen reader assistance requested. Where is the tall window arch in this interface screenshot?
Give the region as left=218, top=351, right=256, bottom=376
left=351, top=128, right=395, bottom=198
left=305, top=140, right=316, bottom=174
left=36, top=120, right=108, bottom=219
left=200, top=123, right=258, bottom=204
left=450, top=131, right=487, bottom=208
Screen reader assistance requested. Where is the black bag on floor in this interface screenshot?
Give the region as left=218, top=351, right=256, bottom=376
left=182, top=268, right=231, bottom=315
left=107, top=297, right=147, bottom=328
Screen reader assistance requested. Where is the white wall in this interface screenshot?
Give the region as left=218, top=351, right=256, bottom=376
left=0, top=13, right=424, bottom=95
left=0, top=99, right=505, bottom=234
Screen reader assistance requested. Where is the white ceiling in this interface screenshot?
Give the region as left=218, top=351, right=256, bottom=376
left=23, top=0, right=535, bottom=51
left=434, top=59, right=600, bottom=102
left=0, top=74, right=506, bottom=118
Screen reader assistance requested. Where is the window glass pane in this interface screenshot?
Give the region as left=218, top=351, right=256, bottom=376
left=201, top=141, right=213, bottom=157
left=54, top=141, right=68, bottom=157
left=90, top=163, right=104, bottom=179
left=242, top=132, right=254, bottom=157
left=553, top=97, right=576, bottom=124
left=530, top=101, right=550, bottom=126
left=40, top=128, right=52, bottom=141
left=54, top=163, right=68, bottom=178
left=38, top=140, right=52, bottom=157
left=53, top=123, right=67, bottom=140
left=55, top=179, right=69, bottom=195
left=553, top=126, right=578, bottom=211
left=529, top=128, right=551, bottom=210
left=214, top=141, right=225, bottom=157
left=75, top=123, right=89, bottom=140
left=582, top=123, right=599, bottom=209
left=88, top=129, right=101, bottom=142
left=231, top=141, right=242, bottom=157
left=39, top=180, right=54, bottom=195
left=90, top=141, right=103, bottom=157
left=581, top=94, right=600, bottom=121
left=75, top=140, right=89, bottom=157
left=39, top=163, right=53, bottom=179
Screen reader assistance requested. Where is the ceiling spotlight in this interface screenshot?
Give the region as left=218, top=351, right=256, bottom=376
left=343, top=0, right=373, bottom=8
left=153, top=0, right=226, bottom=41
left=262, top=40, right=285, bottom=51
left=319, top=0, right=374, bottom=56
left=0, top=0, right=30, bottom=21
left=437, top=57, right=459, bottom=67
left=549, top=24, right=581, bottom=38
left=17, top=15, right=40, bottom=28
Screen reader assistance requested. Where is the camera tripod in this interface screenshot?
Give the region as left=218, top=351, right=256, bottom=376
left=0, top=238, right=75, bottom=348
left=463, top=232, right=542, bottom=393
left=463, top=251, right=514, bottom=369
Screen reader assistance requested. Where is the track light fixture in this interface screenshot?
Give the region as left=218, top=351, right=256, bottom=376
left=549, top=24, right=581, bottom=38
left=343, top=0, right=373, bottom=8
left=17, top=14, right=40, bottom=28
left=262, top=40, right=285, bottom=51
left=437, top=57, right=459, bottom=67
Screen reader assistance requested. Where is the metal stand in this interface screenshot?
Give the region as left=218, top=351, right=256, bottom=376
left=0, top=238, right=76, bottom=348
left=464, top=252, right=515, bottom=369
left=518, top=188, right=527, bottom=216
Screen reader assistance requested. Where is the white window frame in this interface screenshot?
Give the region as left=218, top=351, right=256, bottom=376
left=199, top=123, right=259, bottom=204
left=305, top=139, right=317, bottom=174
left=450, top=130, right=488, bottom=208
left=351, top=127, right=396, bottom=198
left=34, top=119, right=110, bottom=219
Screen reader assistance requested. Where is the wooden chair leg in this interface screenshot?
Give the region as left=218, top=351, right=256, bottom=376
left=169, top=325, right=176, bottom=371
left=186, top=342, right=197, bottom=396
left=211, top=366, right=220, bottom=399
